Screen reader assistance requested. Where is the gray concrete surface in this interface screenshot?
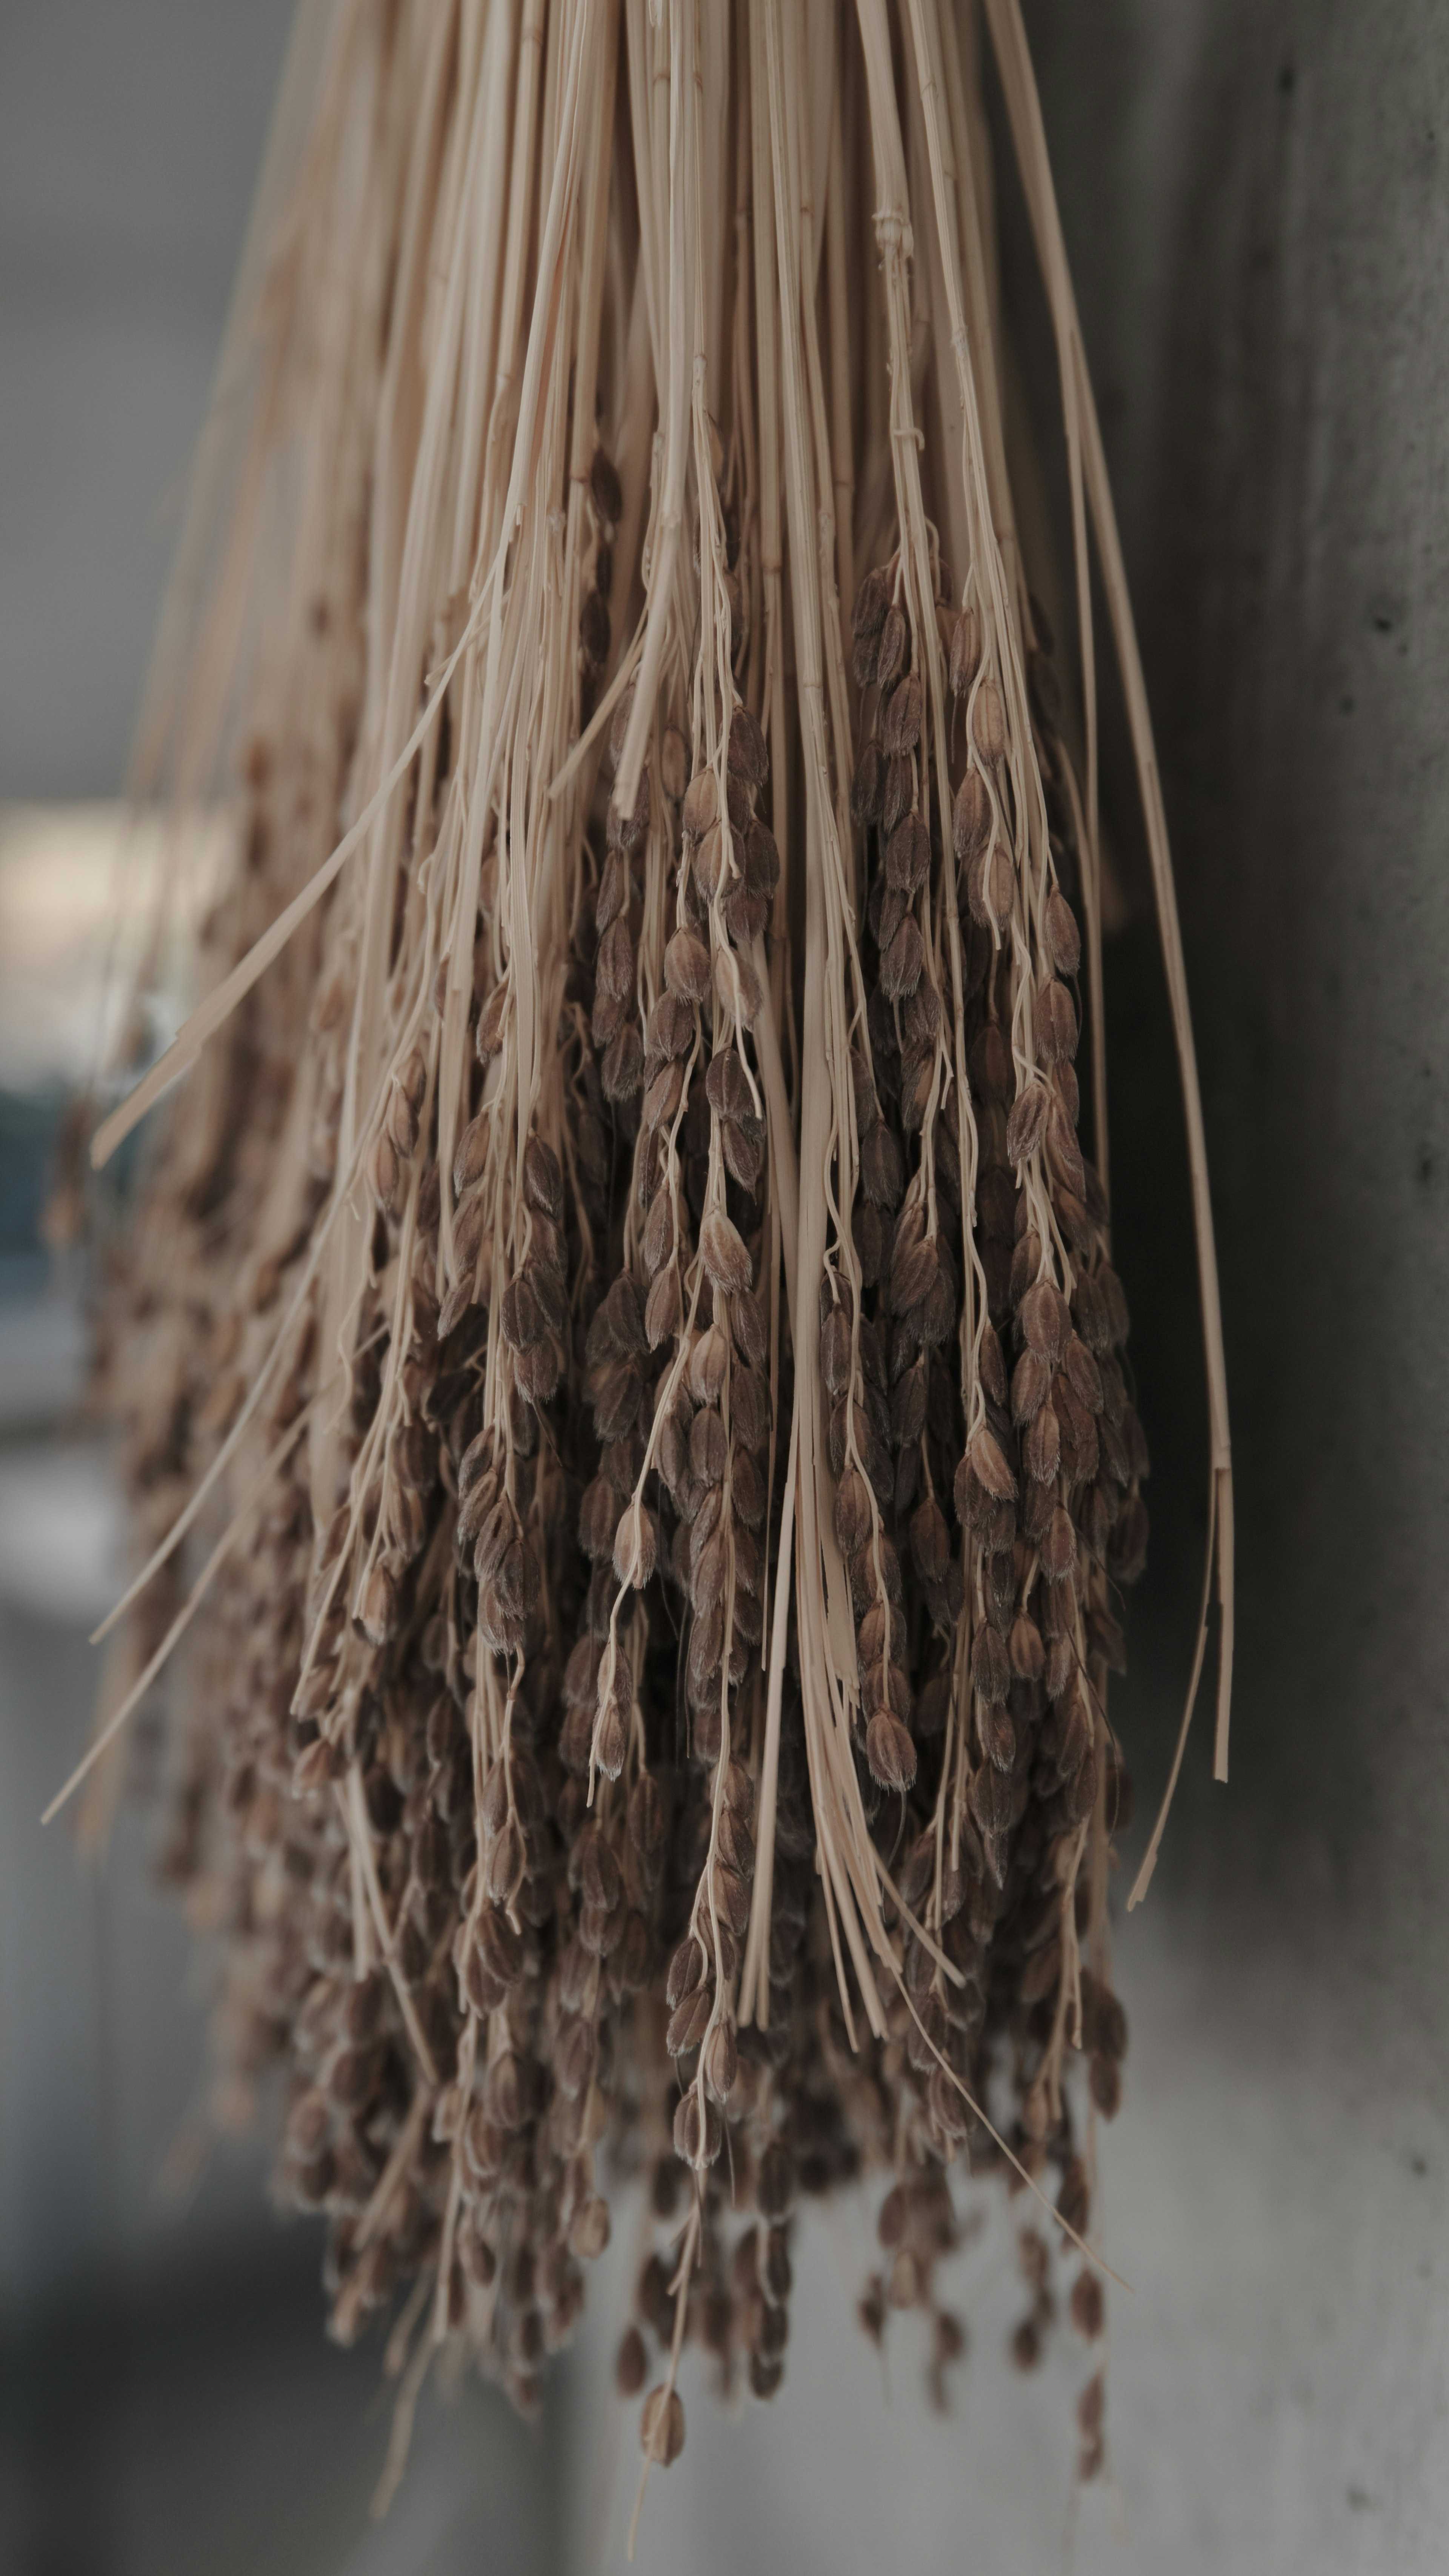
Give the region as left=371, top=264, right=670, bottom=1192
left=2, top=2232, right=562, bottom=2576
left=0, top=0, right=295, bottom=801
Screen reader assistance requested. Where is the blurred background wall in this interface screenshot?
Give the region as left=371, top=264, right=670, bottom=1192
left=0, top=8, right=562, bottom=2571
left=2, top=4, right=1447, bottom=2573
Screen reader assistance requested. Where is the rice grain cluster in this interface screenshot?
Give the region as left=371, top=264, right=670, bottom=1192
left=80, top=0, right=1233, bottom=2514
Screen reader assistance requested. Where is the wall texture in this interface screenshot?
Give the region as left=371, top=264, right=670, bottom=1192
left=0, top=0, right=295, bottom=800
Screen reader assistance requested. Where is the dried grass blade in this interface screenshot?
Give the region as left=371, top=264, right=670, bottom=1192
left=984, top=0, right=1235, bottom=1798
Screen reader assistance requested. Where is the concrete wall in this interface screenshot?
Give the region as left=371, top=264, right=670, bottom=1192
left=0, top=0, right=295, bottom=800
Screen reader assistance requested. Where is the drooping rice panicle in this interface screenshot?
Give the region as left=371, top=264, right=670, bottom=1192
left=79, top=0, right=1230, bottom=2510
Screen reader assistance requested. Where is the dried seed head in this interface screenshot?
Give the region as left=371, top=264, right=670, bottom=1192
left=891, top=1229, right=937, bottom=1318
left=368, top=1127, right=401, bottom=1215
left=1041, top=1505, right=1077, bottom=1581
left=663, top=1941, right=703, bottom=2020
left=1009, top=1612, right=1045, bottom=1681
left=484, top=1817, right=526, bottom=1907
left=476, top=981, right=509, bottom=1062
left=967, top=1758, right=1014, bottom=1840
left=881, top=672, right=923, bottom=756
left=387, top=1071, right=422, bottom=1160
left=1044, top=889, right=1082, bottom=976
left=1023, top=1403, right=1061, bottom=1485
left=972, top=678, right=1007, bottom=762
left=881, top=753, right=913, bottom=838
left=612, top=1500, right=657, bottom=1590
left=910, top=1495, right=951, bottom=1586
left=474, top=1905, right=523, bottom=1990
left=601, top=1020, right=645, bottom=1102
left=881, top=915, right=924, bottom=1004
left=1043, top=1634, right=1076, bottom=1702
left=611, top=764, right=652, bottom=853
left=728, top=704, right=769, bottom=796
left=851, top=1199, right=885, bottom=1289
left=834, top=1466, right=872, bottom=1556
left=720, top=1760, right=754, bottom=1824
left=731, top=1365, right=769, bottom=1453
left=1073, top=1271, right=1110, bottom=1354
left=725, top=1109, right=766, bottom=1193
left=745, top=817, right=780, bottom=901
left=979, top=1320, right=1008, bottom=1409
left=579, top=589, right=610, bottom=666
left=681, top=768, right=718, bottom=840
left=453, top=1108, right=491, bottom=1198
left=851, top=563, right=892, bottom=679
left=1097, top=1263, right=1131, bottom=1345
left=730, top=1287, right=768, bottom=1372
left=687, top=1324, right=729, bottom=1406
left=886, top=812, right=932, bottom=896
left=865, top=1709, right=917, bottom=1794
left=573, top=1823, right=621, bottom=1915
left=664, top=926, right=711, bottom=1004
left=853, top=1123, right=900, bottom=1218
left=623, top=1772, right=664, bottom=1883
left=643, top=1061, right=684, bottom=1134
left=615, top=2328, right=648, bottom=2396
left=967, top=844, right=1015, bottom=930
left=1006, top=1084, right=1051, bottom=1165
left=1109, top=1494, right=1149, bottom=1583
left=713, top=941, right=760, bottom=1027
left=1036, top=978, right=1078, bottom=1065
left=851, top=737, right=884, bottom=826
left=1057, top=2158, right=1091, bottom=2239
left=356, top=1559, right=401, bottom=1645
left=501, top=1274, right=545, bottom=1354
left=701, top=1046, right=749, bottom=1125
left=688, top=1405, right=728, bottom=1488
left=1090, top=2055, right=1122, bottom=2118
left=703, top=2019, right=738, bottom=2105
left=590, top=446, right=623, bottom=526
left=673, top=2089, right=722, bottom=2169
left=660, top=725, right=689, bottom=803
left=949, top=606, right=981, bottom=697
left=641, top=2384, right=686, bottom=2465
left=952, top=768, right=991, bottom=865
left=968, top=1424, right=1017, bottom=1503
left=1011, top=1345, right=1050, bottom=1427
left=1020, top=1277, right=1070, bottom=1365
left=757, top=2142, right=796, bottom=2220
left=594, top=1273, right=643, bottom=1357
left=969, top=1023, right=1013, bottom=1108
left=588, top=1689, right=625, bottom=1780
left=875, top=604, right=908, bottom=692
left=700, top=1210, right=752, bottom=1295
left=1062, top=1332, right=1103, bottom=1416
left=1069, top=2272, right=1105, bottom=2341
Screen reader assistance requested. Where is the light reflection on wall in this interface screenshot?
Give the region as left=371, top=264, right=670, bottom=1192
left=0, top=801, right=230, bottom=1094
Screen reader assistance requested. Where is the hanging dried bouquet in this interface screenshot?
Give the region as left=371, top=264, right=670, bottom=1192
left=68, top=0, right=1233, bottom=2517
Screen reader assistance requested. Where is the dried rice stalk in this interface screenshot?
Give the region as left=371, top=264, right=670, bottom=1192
left=76, top=0, right=1231, bottom=2515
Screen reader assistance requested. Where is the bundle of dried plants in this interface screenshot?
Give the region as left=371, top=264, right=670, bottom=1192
left=67, top=0, right=1233, bottom=2521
